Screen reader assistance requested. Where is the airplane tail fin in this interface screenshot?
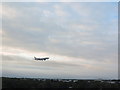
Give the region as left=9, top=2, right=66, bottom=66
left=34, top=56, right=36, bottom=60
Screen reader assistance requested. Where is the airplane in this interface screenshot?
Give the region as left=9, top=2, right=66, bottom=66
left=34, top=56, right=49, bottom=61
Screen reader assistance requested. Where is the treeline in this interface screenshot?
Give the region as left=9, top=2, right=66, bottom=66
left=2, top=77, right=119, bottom=88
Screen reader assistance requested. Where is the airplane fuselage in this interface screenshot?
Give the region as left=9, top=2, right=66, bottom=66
left=34, top=57, right=49, bottom=61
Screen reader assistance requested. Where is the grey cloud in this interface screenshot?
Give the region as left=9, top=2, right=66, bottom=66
left=2, top=2, right=118, bottom=79
left=2, top=55, right=117, bottom=79
left=2, top=55, right=82, bottom=68
left=2, top=4, right=117, bottom=61
left=3, top=21, right=117, bottom=62
left=2, top=55, right=91, bottom=79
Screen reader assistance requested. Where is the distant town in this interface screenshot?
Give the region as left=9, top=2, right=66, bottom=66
left=2, top=77, right=119, bottom=88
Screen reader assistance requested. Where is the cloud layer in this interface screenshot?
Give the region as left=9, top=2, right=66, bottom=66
left=2, top=2, right=118, bottom=79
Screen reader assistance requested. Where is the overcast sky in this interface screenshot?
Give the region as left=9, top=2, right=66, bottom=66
left=1, top=2, right=118, bottom=79
left=1, top=0, right=119, bottom=2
